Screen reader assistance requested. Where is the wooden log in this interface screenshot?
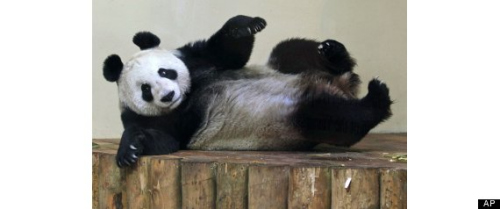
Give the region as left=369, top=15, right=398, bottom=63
left=332, top=168, right=379, bottom=209
left=289, top=167, right=331, bottom=209
left=215, top=163, right=248, bottom=209
left=92, top=152, right=99, bottom=209
left=97, top=152, right=125, bottom=209
left=181, top=161, right=216, bottom=209
left=148, top=157, right=182, bottom=209
left=92, top=134, right=407, bottom=209
left=380, top=169, right=407, bottom=209
left=248, top=166, right=290, bottom=209
left=124, top=158, right=151, bottom=209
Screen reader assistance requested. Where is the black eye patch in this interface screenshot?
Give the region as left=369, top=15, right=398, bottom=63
left=141, top=84, right=153, bottom=102
left=158, top=68, right=178, bottom=80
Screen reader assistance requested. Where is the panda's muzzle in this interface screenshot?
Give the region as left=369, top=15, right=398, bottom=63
left=160, top=91, right=175, bottom=102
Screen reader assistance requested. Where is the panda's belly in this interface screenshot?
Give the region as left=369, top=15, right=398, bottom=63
left=187, top=72, right=312, bottom=150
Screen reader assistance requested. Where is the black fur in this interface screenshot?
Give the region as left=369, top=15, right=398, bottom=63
left=103, top=54, right=123, bottom=82
left=133, top=31, right=161, bottom=50
left=116, top=103, right=202, bottom=167
left=109, top=15, right=392, bottom=168
left=141, top=84, right=153, bottom=102
left=292, top=78, right=392, bottom=147
left=268, top=38, right=356, bottom=75
left=115, top=15, right=266, bottom=167
left=158, top=68, right=178, bottom=80
left=177, top=15, right=266, bottom=71
left=267, top=39, right=390, bottom=146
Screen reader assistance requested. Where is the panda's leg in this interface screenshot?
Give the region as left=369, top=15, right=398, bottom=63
left=317, top=39, right=356, bottom=74
left=293, top=79, right=392, bottom=147
left=177, top=15, right=266, bottom=70
left=181, top=15, right=266, bottom=70
left=207, top=15, right=267, bottom=69
left=267, top=39, right=356, bottom=75
left=116, top=126, right=179, bottom=168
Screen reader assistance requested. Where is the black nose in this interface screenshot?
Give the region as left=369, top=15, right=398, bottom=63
left=160, top=91, right=175, bottom=102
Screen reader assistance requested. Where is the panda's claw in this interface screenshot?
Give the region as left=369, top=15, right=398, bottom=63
left=123, top=159, right=131, bottom=166
left=116, top=130, right=145, bottom=168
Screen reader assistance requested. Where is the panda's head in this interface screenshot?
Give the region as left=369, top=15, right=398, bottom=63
left=103, top=32, right=191, bottom=116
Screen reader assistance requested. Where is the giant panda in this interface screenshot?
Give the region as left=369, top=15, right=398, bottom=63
left=102, top=15, right=392, bottom=167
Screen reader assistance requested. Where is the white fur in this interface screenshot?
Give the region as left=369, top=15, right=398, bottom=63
left=118, top=48, right=191, bottom=116
left=187, top=66, right=312, bottom=150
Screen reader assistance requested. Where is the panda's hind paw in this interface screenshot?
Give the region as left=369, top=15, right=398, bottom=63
left=226, top=16, right=267, bottom=38
left=318, top=39, right=348, bottom=57
left=365, top=78, right=392, bottom=110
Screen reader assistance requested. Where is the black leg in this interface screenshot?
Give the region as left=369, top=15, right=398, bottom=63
left=317, top=39, right=356, bottom=74
left=293, top=78, right=392, bottom=147
left=177, top=15, right=266, bottom=70
left=116, top=126, right=180, bottom=168
left=267, top=38, right=356, bottom=75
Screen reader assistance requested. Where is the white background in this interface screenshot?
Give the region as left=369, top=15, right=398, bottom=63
left=1, top=0, right=499, bottom=208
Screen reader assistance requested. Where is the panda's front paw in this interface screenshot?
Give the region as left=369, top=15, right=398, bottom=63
left=225, top=16, right=267, bottom=38
left=116, top=131, right=145, bottom=168
left=318, top=39, right=348, bottom=57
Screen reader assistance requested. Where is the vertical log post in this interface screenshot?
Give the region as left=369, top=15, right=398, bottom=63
left=332, top=168, right=380, bottom=209
left=380, top=169, right=407, bottom=209
left=148, top=157, right=182, bottom=209
left=289, top=166, right=331, bottom=209
left=216, top=163, right=249, bottom=209
left=124, top=158, right=151, bottom=209
left=248, top=166, right=290, bottom=209
left=181, top=161, right=216, bottom=209
left=92, top=153, right=100, bottom=209
left=97, top=153, right=125, bottom=209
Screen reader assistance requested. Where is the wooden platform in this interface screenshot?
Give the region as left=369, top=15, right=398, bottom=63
left=92, top=133, right=407, bottom=209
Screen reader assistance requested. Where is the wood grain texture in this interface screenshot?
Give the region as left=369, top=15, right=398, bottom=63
left=92, top=153, right=100, bottom=209
left=97, top=153, right=124, bottom=209
left=124, top=158, right=151, bottom=209
left=380, top=169, right=407, bottom=209
left=92, top=134, right=407, bottom=209
left=332, top=168, right=379, bottom=209
left=149, top=157, right=181, bottom=209
left=289, top=167, right=331, bottom=209
left=181, top=161, right=216, bottom=209
left=248, top=166, right=290, bottom=209
left=216, top=163, right=248, bottom=209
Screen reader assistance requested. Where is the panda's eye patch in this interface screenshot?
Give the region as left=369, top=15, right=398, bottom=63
left=141, top=84, right=153, bottom=102
left=158, top=68, right=178, bottom=80
left=141, top=84, right=151, bottom=91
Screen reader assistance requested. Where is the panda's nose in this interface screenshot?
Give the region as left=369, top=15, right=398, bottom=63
left=160, top=91, right=175, bottom=102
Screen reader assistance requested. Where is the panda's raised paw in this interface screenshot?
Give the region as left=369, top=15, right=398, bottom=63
left=365, top=78, right=392, bottom=109
left=116, top=132, right=145, bottom=168
left=224, top=15, right=267, bottom=38
left=318, top=39, right=348, bottom=57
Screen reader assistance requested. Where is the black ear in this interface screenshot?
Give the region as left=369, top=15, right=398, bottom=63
left=103, top=54, right=123, bottom=82
left=133, top=31, right=161, bottom=50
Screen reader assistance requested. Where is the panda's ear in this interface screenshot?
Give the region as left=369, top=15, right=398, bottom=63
left=133, top=31, right=161, bottom=50
left=103, top=54, right=123, bottom=82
